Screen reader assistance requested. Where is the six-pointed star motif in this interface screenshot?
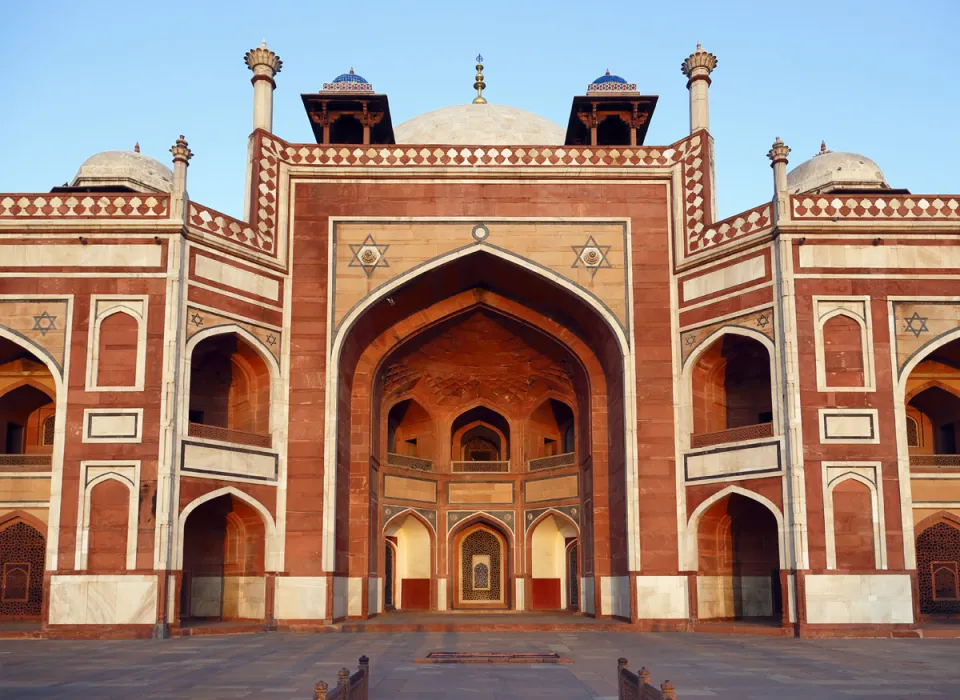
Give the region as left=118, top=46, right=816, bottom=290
left=32, top=310, right=57, bottom=336
left=904, top=311, right=929, bottom=338
left=349, top=235, right=390, bottom=278
left=571, top=236, right=612, bottom=279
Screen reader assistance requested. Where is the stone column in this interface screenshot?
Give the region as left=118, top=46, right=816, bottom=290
left=169, top=135, right=192, bottom=220
left=767, top=137, right=791, bottom=222
left=681, top=43, right=718, bottom=134
left=244, top=41, right=283, bottom=133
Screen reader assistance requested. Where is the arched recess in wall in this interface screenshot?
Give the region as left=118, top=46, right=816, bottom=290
left=326, top=246, right=634, bottom=578
left=0, top=328, right=66, bottom=572
left=447, top=514, right=513, bottom=610
left=86, top=298, right=148, bottom=391
left=823, top=471, right=883, bottom=570
left=182, top=325, right=280, bottom=449
left=383, top=509, right=434, bottom=611
left=683, top=484, right=786, bottom=572
left=526, top=509, right=580, bottom=610
left=681, top=326, right=778, bottom=448
left=816, top=309, right=870, bottom=390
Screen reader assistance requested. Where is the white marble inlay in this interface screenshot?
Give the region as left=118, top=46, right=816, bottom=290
left=182, top=442, right=277, bottom=481
left=799, top=244, right=960, bottom=269
left=195, top=254, right=280, bottom=301
left=682, top=256, right=765, bottom=301
left=2, top=245, right=162, bottom=268
left=804, top=574, right=912, bottom=624
left=685, top=441, right=780, bottom=481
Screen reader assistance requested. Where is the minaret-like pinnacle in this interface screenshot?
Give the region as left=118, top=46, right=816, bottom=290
left=767, top=136, right=791, bottom=166
left=681, top=42, right=718, bottom=79
left=245, top=41, right=283, bottom=78
left=473, top=54, right=487, bottom=104
left=170, top=135, right=193, bottom=165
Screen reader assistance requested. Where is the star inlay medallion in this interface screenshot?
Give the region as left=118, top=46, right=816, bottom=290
left=31, top=310, right=57, bottom=336
left=190, top=312, right=204, bottom=327
left=349, top=234, right=390, bottom=278
left=756, top=313, right=770, bottom=329
left=571, top=236, right=612, bottom=279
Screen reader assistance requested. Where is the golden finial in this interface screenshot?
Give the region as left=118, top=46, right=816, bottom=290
left=473, top=54, right=487, bottom=104
left=133, top=142, right=140, bottom=153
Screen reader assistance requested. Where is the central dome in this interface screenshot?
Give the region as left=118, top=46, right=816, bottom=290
left=394, top=104, right=565, bottom=146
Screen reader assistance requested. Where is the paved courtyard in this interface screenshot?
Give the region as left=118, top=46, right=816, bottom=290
left=0, top=631, right=958, bottom=698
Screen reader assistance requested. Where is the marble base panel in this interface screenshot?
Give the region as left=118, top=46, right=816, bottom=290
left=600, top=576, right=630, bottom=617
left=580, top=577, right=595, bottom=615
left=275, top=576, right=327, bottom=620
left=697, top=575, right=772, bottom=618
left=804, top=574, right=913, bottom=625
left=48, top=574, right=157, bottom=625
left=191, top=576, right=265, bottom=619
left=635, top=575, right=689, bottom=619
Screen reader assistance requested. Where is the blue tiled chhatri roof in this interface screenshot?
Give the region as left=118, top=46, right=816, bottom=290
left=593, top=73, right=627, bottom=84
left=332, top=71, right=369, bottom=84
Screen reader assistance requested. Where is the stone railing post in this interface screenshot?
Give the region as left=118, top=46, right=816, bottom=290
left=337, top=667, right=350, bottom=693
left=661, top=680, right=677, bottom=699
left=312, top=680, right=327, bottom=700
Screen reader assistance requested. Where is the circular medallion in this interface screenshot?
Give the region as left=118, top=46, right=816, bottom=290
left=472, top=224, right=490, bottom=242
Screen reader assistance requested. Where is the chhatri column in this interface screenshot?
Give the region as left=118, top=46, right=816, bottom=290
left=244, top=41, right=283, bottom=133
left=681, top=43, right=718, bottom=134
left=767, top=136, right=791, bottom=222
left=169, top=135, right=192, bottom=220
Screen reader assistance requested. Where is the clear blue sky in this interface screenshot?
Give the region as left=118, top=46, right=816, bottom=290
left=3, top=1, right=958, bottom=219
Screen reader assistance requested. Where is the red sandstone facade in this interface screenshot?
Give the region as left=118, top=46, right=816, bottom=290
left=1, top=44, right=959, bottom=638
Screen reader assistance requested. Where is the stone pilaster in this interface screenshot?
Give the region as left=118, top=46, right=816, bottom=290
left=767, top=137, right=791, bottom=222
left=169, top=135, right=192, bottom=221
left=244, top=41, right=283, bottom=133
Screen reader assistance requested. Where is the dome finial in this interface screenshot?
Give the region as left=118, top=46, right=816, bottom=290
left=133, top=142, right=140, bottom=153
left=473, top=54, right=487, bottom=105
left=605, top=68, right=611, bottom=76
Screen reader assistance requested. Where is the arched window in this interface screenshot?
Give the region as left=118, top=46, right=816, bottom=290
left=821, top=313, right=865, bottom=388
left=96, top=311, right=140, bottom=388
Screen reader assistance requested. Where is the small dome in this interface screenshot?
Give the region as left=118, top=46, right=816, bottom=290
left=394, top=103, right=565, bottom=146
left=72, top=150, right=173, bottom=193
left=594, top=73, right=627, bottom=84
left=332, top=70, right=369, bottom=85
left=787, top=147, right=887, bottom=195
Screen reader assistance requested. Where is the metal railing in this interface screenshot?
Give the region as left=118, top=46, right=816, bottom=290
left=911, top=454, right=960, bottom=467
left=528, top=452, right=576, bottom=471
left=451, top=460, right=510, bottom=473
left=385, top=453, right=434, bottom=472
left=617, top=657, right=676, bottom=699
left=690, top=422, right=773, bottom=449
left=314, top=656, right=369, bottom=699
left=188, top=422, right=272, bottom=449
left=0, top=454, right=52, bottom=467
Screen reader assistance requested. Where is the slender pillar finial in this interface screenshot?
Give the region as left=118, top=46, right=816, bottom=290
left=473, top=54, right=487, bottom=104
left=681, top=43, right=718, bottom=133
left=767, top=136, right=791, bottom=221
left=169, top=135, right=192, bottom=220
left=244, top=41, right=283, bottom=132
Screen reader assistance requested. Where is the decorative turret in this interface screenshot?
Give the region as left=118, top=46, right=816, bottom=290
left=681, top=43, right=717, bottom=134
left=302, top=68, right=395, bottom=145
left=244, top=41, right=283, bottom=132
left=564, top=70, right=658, bottom=146
left=767, top=136, right=791, bottom=221
left=169, top=135, right=192, bottom=219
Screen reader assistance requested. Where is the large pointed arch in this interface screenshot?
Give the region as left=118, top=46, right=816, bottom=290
left=0, top=325, right=67, bottom=572
left=321, top=247, right=640, bottom=575
left=893, top=325, right=960, bottom=569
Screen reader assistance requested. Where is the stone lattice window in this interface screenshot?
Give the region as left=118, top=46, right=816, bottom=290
left=0, top=522, right=45, bottom=618
left=906, top=416, right=920, bottom=448
left=41, top=415, right=55, bottom=446
left=917, top=522, right=960, bottom=614
left=460, top=530, right=501, bottom=602
left=473, top=562, right=489, bottom=590
left=568, top=545, right=579, bottom=608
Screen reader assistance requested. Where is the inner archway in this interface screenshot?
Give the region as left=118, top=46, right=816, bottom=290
left=695, top=492, right=782, bottom=621
left=180, top=493, right=267, bottom=623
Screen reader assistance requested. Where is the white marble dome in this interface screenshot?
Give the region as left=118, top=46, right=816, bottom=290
left=72, top=150, right=174, bottom=193
left=394, top=104, right=565, bottom=146
left=787, top=149, right=887, bottom=195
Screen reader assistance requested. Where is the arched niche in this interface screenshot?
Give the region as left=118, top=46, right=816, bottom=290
left=385, top=398, right=435, bottom=463
left=383, top=511, right=433, bottom=610
left=525, top=398, right=575, bottom=461
left=451, top=406, right=510, bottom=464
